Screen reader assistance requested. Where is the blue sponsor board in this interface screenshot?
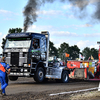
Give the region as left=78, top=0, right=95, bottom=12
left=6, top=32, right=45, bottom=38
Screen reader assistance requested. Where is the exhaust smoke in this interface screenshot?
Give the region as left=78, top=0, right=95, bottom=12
left=23, top=0, right=38, bottom=32
left=23, top=0, right=100, bottom=32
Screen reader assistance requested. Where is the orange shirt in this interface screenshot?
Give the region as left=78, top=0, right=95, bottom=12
left=0, top=63, right=5, bottom=72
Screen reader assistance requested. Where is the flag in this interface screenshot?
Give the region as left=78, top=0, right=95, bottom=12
left=88, top=57, right=91, bottom=61
left=79, top=54, right=83, bottom=60
left=91, top=55, right=94, bottom=60
left=65, top=53, right=70, bottom=57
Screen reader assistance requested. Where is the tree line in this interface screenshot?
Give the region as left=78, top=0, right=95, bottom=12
left=2, top=28, right=99, bottom=60
left=50, top=41, right=98, bottom=60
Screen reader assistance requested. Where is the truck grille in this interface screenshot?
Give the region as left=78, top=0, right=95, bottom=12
left=11, top=52, right=19, bottom=65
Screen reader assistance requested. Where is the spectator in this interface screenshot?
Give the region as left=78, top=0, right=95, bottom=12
left=0, top=57, right=10, bottom=96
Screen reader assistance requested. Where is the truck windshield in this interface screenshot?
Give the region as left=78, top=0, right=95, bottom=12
left=5, top=38, right=31, bottom=48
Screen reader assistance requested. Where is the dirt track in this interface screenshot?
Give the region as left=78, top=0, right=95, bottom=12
left=0, top=77, right=100, bottom=100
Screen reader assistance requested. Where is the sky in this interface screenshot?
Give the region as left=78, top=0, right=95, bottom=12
left=0, top=0, right=100, bottom=53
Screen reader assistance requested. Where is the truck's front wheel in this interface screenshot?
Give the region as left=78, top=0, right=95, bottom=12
left=9, top=76, right=18, bottom=81
left=34, top=67, right=45, bottom=83
left=61, top=71, right=69, bottom=83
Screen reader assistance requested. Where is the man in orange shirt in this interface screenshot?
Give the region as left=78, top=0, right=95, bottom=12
left=0, top=57, right=10, bottom=96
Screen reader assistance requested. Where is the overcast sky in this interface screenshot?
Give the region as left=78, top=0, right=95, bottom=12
left=0, top=0, right=100, bottom=53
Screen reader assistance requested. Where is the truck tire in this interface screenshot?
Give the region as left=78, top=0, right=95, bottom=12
left=34, top=67, right=45, bottom=83
left=9, top=76, right=18, bottom=81
left=61, top=71, right=69, bottom=83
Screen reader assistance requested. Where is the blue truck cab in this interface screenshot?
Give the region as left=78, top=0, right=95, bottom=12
left=3, top=31, right=70, bottom=83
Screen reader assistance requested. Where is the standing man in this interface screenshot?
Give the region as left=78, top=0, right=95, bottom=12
left=0, top=57, right=10, bottom=96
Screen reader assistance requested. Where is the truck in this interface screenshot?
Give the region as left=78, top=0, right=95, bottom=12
left=3, top=31, right=73, bottom=83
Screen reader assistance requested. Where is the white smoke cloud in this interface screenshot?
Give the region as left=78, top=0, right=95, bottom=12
left=37, top=10, right=63, bottom=15
left=0, top=9, right=12, bottom=14
left=0, top=9, right=19, bottom=16
left=84, top=33, right=100, bottom=37
left=62, top=4, right=73, bottom=10
left=0, top=32, right=2, bottom=36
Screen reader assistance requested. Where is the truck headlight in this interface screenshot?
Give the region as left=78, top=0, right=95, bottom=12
left=24, top=64, right=27, bottom=67
left=24, top=69, right=28, bottom=72
left=24, top=64, right=31, bottom=67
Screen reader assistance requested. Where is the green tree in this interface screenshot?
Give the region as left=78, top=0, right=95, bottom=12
left=58, top=42, right=69, bottom=60
left=1, top=28, right=23, bottom=49
left=91, top=48, right=98, bottom=59
left=49, top=41, right=58, bottom=57
left=58, top=43, right=80, bottom=60
left=8, top=28, right=22, bottom=33
left=69, top=45, right=80, bottom=60
left=82, top=47, right=98, bottom=60
left=82, top=47, right=91, bottom=60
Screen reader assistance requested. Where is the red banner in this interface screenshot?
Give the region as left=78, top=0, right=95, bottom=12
left=98, top=46, right=100, bottom=63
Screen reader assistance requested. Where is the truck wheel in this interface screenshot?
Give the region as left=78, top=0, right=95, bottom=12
left=9, top=76, right=18, bottom=81
left=61, top=71, right=69, bottom=83
left=34, top=67, right=45, bottom=83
